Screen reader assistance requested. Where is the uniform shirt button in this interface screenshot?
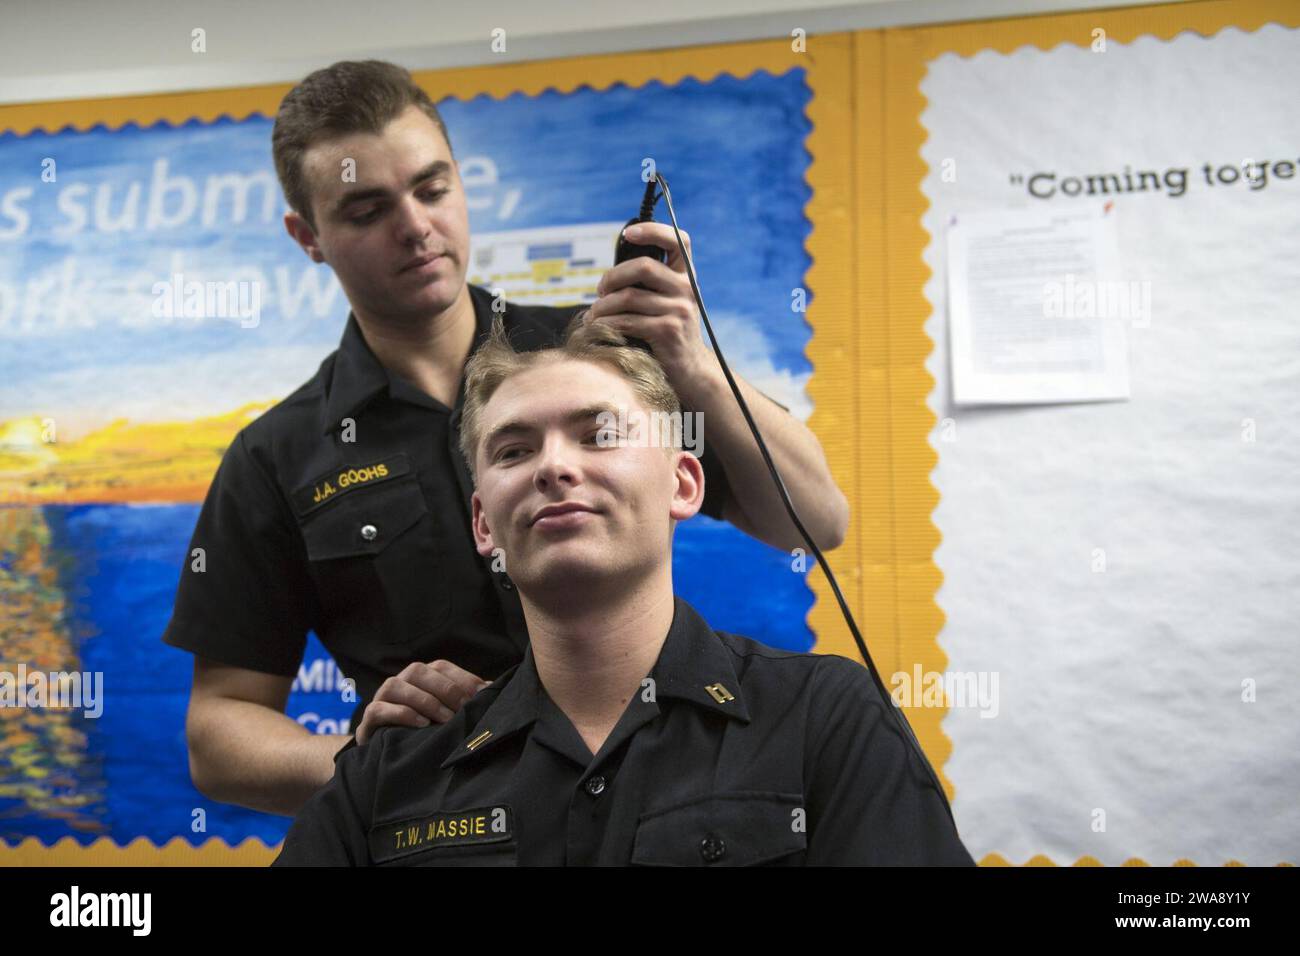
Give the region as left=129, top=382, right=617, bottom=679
left=585, top=775, right=606, bottom=796
left=360, top=524, right=378, bottom=542
left=699, top=835, right=726, bottom=863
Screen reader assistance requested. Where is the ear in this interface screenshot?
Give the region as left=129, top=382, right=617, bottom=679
left=284, top=209, right=326, bottom=263
left=668, top=450, right=705, bottom=522
left=471, top=490, right=497, bottom=557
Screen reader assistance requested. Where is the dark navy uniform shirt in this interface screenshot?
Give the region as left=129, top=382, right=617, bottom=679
left=273, top=596, right=976, bottom=867
left=160, top=284, right=733, bottom=724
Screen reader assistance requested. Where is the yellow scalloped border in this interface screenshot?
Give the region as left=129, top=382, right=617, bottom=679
left=2, top=4, right=1295, bottom=866
left=2, top=835, right=279, bottom=866
left=0, top=40, right=814, bottom=136
left=862, top=0, right=1300, bottom=870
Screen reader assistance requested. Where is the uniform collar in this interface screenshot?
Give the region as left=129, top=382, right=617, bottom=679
left=320, top=311, right=392, bottom=436
left=646, top=596, right=751, bottom=723
left=440, top=595, right=751, bottom=769
left=319, top=284, right=503, bottom=436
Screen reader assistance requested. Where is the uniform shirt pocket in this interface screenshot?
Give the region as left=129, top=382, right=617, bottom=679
left=631, top=791, right=807, bottom=867
left=298, top=475, right=451, bottom=645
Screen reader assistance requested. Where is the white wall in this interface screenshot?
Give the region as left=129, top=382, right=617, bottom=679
left=0, top=0, right=1165, bottom=104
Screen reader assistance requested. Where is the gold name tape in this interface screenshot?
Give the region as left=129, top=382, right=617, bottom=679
left=369, top=805, right=513, bottom=863
left=293, top=454, right=410, bottom=516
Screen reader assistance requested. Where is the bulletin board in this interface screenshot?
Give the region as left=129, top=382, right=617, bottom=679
left=1, top=0, right=1296, bottom=866
left=0, top=38, right=841, bottom=865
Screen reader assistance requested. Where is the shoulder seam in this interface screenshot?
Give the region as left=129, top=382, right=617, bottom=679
left=716, top=631, right=825, bottom=665
left=235, top=429, right=302, bottom=535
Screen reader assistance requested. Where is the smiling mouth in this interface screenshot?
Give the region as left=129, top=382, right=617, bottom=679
left=530, top=506, right=597, bottom=527
left=399, top=253, right=444, bottom=274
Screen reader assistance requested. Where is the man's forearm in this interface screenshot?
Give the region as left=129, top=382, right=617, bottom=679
left=675, top=355, right=849, bottom=552
left=188, top=698, right=353, bottom=817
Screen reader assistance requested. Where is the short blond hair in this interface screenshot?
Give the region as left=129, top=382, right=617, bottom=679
left=458, top=311, right=682, bottom=485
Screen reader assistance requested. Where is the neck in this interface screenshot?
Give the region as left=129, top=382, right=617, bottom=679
left=352, top=285, right=477, bottom=405
left=522, top=566, right=676, bottom=749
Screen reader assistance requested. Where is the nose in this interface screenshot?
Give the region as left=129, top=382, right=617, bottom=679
left=393, top=194, right=432, bottom=245
left=532, top=433, right=580, bottom=493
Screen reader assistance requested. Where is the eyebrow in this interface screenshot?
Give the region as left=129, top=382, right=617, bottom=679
left=484, top=403, right=621, bottom=456
left=332, top=160, right=452, bottom=214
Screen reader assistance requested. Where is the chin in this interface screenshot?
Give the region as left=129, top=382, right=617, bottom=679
left=521, top=556, right=608, bottom=593
left=388, top=287, right=455, bottom=319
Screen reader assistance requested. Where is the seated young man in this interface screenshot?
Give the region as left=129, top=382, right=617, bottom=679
left=273, top=315, right=975, bottom=866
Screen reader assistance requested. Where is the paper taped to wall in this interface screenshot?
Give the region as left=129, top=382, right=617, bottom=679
left=946, top=204, right=1132, bottom=405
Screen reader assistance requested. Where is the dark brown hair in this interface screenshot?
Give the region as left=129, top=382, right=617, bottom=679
left=271, top=60, right=453, bottom=228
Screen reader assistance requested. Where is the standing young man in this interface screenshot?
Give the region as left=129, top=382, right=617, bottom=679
left=162, top=60, right=849, bottom=817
